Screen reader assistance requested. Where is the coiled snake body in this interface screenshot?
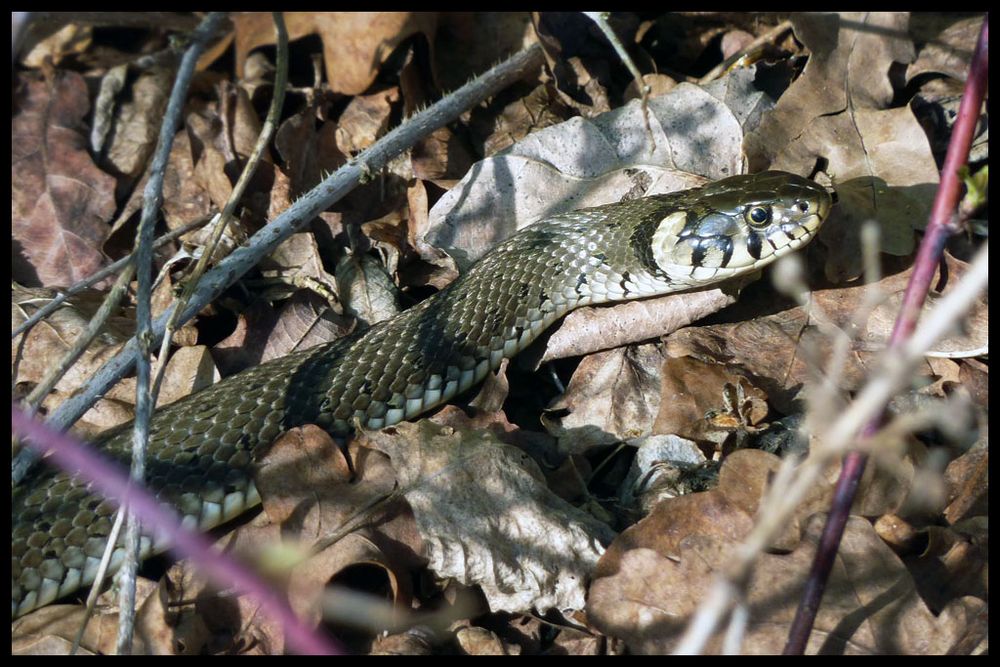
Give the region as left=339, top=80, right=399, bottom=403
left=12, top=171, right=831, bottom=618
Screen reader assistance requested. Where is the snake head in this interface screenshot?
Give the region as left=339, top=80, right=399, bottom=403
left=651, top=171, right=832, bottom=284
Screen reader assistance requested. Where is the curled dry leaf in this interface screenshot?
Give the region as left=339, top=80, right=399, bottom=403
left=262, top=230, right=338, bottom=300
left=274, top=102, right=347, bottom=197
left=588, top=516, right=985, bottom=654
left=335, top=250, right=402, bottom=328
left=102, top=67, right=174, bottom=180
left=364, top=420, right=616, bottom=614
left=907, top=15, right=986, bottom=83
left=335, top=87, right=401, bottom=155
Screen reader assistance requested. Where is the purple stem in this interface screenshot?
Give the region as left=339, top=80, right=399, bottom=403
left=11, top=406, right=341, bottom=655
left=784, top=15, right=988, bottom=655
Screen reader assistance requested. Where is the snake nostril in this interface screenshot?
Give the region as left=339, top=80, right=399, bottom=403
left=797, top=201, right=810, bottom=213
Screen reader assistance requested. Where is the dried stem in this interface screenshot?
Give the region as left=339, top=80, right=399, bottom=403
left=116, top=12, right=228, bottom=654
left=783, top=15, right=989, bottom=654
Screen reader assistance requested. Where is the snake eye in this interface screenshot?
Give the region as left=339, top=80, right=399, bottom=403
left=745, top=205, right=772, bottom=227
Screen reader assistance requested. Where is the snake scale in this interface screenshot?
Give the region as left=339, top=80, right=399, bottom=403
left=12, top=171, right=831, bottom=618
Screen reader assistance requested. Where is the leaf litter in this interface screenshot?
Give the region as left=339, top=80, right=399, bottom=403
left=11, top=11, right=986, bottom=655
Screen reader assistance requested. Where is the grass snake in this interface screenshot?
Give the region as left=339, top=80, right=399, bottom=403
left=12, top=171, right=832, bottom=618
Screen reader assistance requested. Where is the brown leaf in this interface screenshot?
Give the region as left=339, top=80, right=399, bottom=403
left=259, top=290, right=354, bottom=363
left=11, top=579, right=160, bottom=654
left=652, top=357, right=766, bottom=445
left=156, top=345, right=221, bottom=407
left=943, top=447, right=987, bottom=525
left=157, top=129, right=214, bottom=232
left=231, top=12, right=437, bottom=96
left=545, top=343, right=667, bottom=453
left=478, top=83, right=574, bottom=157
left=335, top=251, right=401, bottom=327
left=211, top=299, right=281, bottom=375
left=907, top=15, right=985, bottom=83
left=103, top=67, right=173, bottom=180
left=274, top=105, right=345, bottom=197
left=334, top=87, right=401, bottom=155
left=538, top=286, right=740, bottom=364
left=588, top=515, right=986, bottom=654
left=12, top=283, right=135, bottom=434
left=746, top=12, right=913, bottom=169
left=364, top=420, right=615, bottom=613
left=261, top=230, right=339, bottom=300
left=12, top=71, right=117, bottom=287
left=664, top=250, right=986, bottom=415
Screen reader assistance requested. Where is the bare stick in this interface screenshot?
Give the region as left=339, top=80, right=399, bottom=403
left=114, top=12, right=228, bottom=654
left=784, top=15, right=989, bottom=654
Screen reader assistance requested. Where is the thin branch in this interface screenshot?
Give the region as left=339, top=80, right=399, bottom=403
left=115, top=11, right=228, bottom=654
left=151, top=12, right=289, bottom=400
left=674, top=241, right=988, bottom=654
left=783, top=14, right=989, bottom=654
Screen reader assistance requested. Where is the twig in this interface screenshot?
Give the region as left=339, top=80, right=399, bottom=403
left=697, top=20, right=793, bottom=85
left=11, top=43, right=545, bottom=485
left=783, top=15, right=989, bottom=654
left=583, top=12, right=653, bottom=139
left=115, top=11, right=228, bottom=655
left=674, top=241, right=989, bottom=654
left=150, top=12, right=288, bottom=400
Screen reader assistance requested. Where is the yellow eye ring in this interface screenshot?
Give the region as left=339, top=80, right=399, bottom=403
left=745, top=205, right=771, bottom=227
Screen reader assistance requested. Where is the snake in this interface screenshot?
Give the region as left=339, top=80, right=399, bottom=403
left=12, top=170, right=831, bottom=619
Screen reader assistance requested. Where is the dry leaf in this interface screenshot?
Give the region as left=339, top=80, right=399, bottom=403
left=907, top=15, right=985, bottom=82
left=538, top=286, right=740, bottom=364
left=12, top=70, right=117, bottom=288
left=259, top=290, right=354, bottom=362
left=157, top=345, right=221, bottom=407
left=365, top=420, right=615, bottom=614
left=231, top=12, right=437, bottom=96
left=335, top=251, right=401, bottom=327
left=588, top=515, right=985, bottom=654
left=335, top=87, right=401, bottom=155
left=274, top=104, right=346, bottom=197
left=545, top=343, right=667, bottom=453
left=103, top=67, right=173, bottom=180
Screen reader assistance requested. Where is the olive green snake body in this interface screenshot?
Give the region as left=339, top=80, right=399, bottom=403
left=12, top=171, right=831, bottom=618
